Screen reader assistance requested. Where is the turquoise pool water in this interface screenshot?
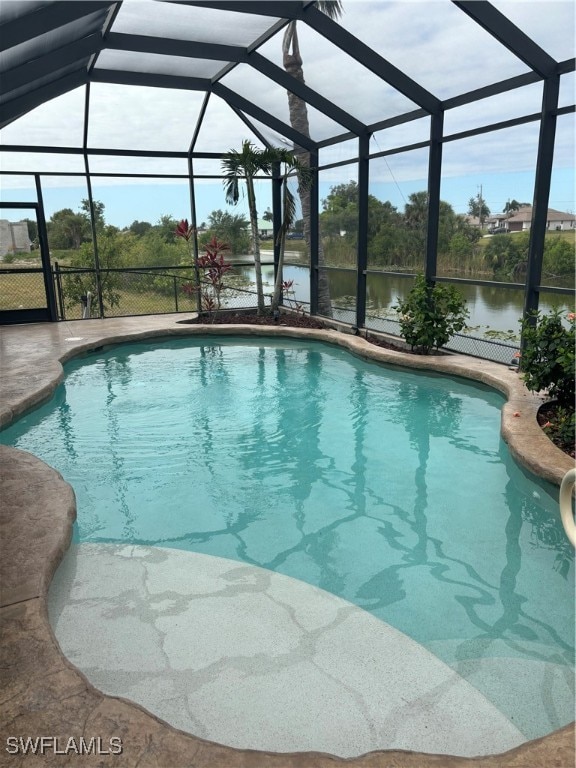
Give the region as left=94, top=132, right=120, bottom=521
left=2, top=338, right=574, bottom=680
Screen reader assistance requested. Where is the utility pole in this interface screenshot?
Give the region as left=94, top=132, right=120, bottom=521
left=478, top=184, right=485, bottom=228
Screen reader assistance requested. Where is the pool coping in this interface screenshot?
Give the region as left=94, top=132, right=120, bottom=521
left=0, top=315, right=574, bottom=767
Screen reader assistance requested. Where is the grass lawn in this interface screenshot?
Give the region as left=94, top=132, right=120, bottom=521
left=0, top=271, right=47, bottom=310
left=476, top=228, right=575, bottom=250
left=61, top=288, right=198, bottom=320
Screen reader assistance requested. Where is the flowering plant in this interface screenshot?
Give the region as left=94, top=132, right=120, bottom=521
left=393, top=274, right=468, bottom=354
left=520, top=309, right=575, bottom=408
left=542, top=406, right=575, bottom=455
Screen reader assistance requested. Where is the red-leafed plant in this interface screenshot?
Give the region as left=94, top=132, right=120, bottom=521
left=175, top=218, right=201, bottom=311
left=181, top=281, right=195, bottom=297
left=175, top=219, right=195, bottom=241
left=201, top=294, right=217, bottom=313
left=196, top=236, right=232, bottom=319
left=177, top=222, right=233, bottom=319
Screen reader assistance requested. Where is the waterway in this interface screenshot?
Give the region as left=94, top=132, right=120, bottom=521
left=231, top=259, right=573, bottom=340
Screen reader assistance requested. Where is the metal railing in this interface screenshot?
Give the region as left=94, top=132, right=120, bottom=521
left=0, top=266, right=49, bottom=311
left=52, top=264, right=267, bottom=320
left=559, top=469, right=576, bottom=547
left=0, top=263, right=522, bottom=364
left=364, top=312, right=520, bottom=365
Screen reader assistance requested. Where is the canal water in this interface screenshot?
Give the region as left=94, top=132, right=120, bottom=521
left=232, top=261, right=572, bottom=340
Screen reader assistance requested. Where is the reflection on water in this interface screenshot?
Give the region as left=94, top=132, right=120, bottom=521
left=1, top=338, right=573, bottom=737
left=236, top=264, right=573, bottom=336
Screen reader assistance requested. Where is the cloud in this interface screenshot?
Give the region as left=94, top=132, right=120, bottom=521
left=0, top=0, right=572, bottom=209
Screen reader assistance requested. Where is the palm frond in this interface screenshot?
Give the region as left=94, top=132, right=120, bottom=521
left=223, top=175, right=239, bottom=206
left=279, top=185, right=298, bottom=238
left=316, top=1, right=343, bottom=21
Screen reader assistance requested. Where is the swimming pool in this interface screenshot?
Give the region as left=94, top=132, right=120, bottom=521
left=2, top=337, right=573, bottom=754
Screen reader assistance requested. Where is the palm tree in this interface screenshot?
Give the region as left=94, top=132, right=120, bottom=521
left=222, top=140, right=275, bottom=314
left=282, top=1, right=343, bottom=317
left=503, top=199, right=521, bottom=215
left=271, top=151, right=313, bottom=314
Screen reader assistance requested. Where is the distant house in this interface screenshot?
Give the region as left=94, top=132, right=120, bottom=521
left=257, top=219, right=274, bottom=239
left=492, top=206, right=576, bottom=233
left=484, top=213, right=508, bottom=230
left=0, top=220, right=31, bottom=258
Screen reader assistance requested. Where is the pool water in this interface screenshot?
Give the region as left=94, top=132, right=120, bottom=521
left=2, top=337, right=574, bottom=738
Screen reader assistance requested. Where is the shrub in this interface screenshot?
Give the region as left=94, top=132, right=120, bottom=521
left=394, top=274, right=469, bottom=354
left=542, top=407, right=575, bottom=454
left=543, top=238, right=575, bottom=277
left=520, top=309, right=575, bottom=408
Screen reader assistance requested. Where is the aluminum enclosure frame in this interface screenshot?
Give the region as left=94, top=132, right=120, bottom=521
left=0, top=0, right=574, bottom=336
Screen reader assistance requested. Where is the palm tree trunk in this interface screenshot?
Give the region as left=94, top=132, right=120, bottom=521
left=271, top=233, right=286, bottom=313
left=247, top=177, right=266, bottom=314
left=283, top=22, right=332, bottom=317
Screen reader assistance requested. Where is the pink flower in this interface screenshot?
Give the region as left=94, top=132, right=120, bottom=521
left=543, top=421, right=552, bottom=428
left=568, top=312, right=575, bottom=321
left=513, top=351, right=521, bottom=358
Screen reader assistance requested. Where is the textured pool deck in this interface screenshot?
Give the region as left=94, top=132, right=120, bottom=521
left=1, top=315, right=574, bottom=766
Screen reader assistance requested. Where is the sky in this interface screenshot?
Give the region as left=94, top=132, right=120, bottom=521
left=2, top=166, right=574, bottom=230
left=0, top=0, right=574, bottom=227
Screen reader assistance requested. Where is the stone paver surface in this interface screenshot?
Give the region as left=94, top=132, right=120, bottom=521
left=1, top=316, right=574, bottom=766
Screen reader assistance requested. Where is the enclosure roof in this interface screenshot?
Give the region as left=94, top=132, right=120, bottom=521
left=0, top=1, right=574, bottom=152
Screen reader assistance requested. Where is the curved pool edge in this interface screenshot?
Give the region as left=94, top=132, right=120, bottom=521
left=0, top=315, right=574, bottom=766
left=1, top=314, right=572, bottom=486
left=0, top=445, right=574, bottom=767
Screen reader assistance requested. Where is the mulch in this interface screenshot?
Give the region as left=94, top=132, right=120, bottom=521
left=187, top=311, right=407, bottom=352
left=537, top=402, right=575, bottom=459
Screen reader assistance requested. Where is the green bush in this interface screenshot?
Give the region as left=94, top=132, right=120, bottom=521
left=542, top=406, right=575, bottom=453
left=543, top=238, right=575, bottom=277
left=520, top=309, right=575, bottom=408
left=394, top=274, right=469, bottom=354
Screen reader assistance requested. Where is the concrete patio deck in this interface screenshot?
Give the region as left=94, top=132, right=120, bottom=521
left=1, top=315, right=574, bottom=766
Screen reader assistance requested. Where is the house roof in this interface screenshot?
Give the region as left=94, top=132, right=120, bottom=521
left=506, top=206, right=576, bottom=223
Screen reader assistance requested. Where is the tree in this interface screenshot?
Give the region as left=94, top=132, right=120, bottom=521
left=203, top=209, right=250, bottom=255
left=80, top=198, right=105, bottom=231
left=23, top=218, right=38, bottom=247
left=485, top=231, right=529, bottom=278
left=262, top=208, right=273, bottom=222
left=62, top=226, right=126, bottom=315
left=402, top=191, right=429, bottom=264
left=282, top=0, right=343, bottom=316
left=222, top=140, right=276, bottom=314
left=48, top=208, right=90, bottom=250
left=367, top=198, right=402, bottom=266
left=503, top=199, right=521, bottom=214
left=271, top=150, right=313, bottom=313
left=320, top=181, right=361, bottom=242
left=543, top=237, right=575, bottom=277
left=155, top=214, right=180, bottom=243
left=468, top=193, right=490, bottom=227
left=129, top=220, right=152, bottom=237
